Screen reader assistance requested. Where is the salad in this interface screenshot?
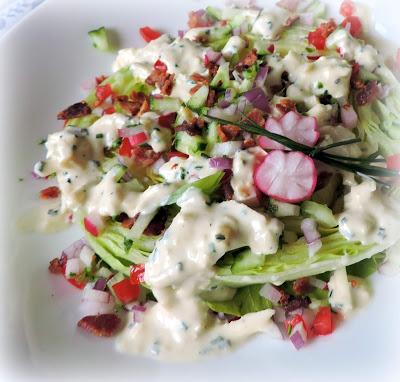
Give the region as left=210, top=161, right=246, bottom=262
left=32, top=0, right=400, bottom=360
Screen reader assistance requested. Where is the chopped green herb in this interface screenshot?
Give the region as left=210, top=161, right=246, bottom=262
left=96, top=133, right=104, bottom=139
left=48, top=209, right=59, bottom=216
left=38, top=138, right=47, bottom=145
left=215, top=233, right=226, bottom=240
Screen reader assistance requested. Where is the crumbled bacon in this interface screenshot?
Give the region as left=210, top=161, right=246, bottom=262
left=121, top=216, right=136, bottom=229
left=236, top=49, right=258, bottom=71
left=190, top=73, right=209, bottom=85
left=160, top=73, right=175, bottom=96
left=206, top=61, right=219, bottom=80
left=206, top=89, right=216, bottom=107
left=39, top=186, right=60, bottom=200
left=292, top=278, right=313, bottom=295
left=355, top=80, right=379, bottom=106
left=275, top=98, right=297, bottom=115
left=283, top=296, right=311, bottom=313
left=189, top=83, right=203, bottom=95
left=217, top=124, right=241, bottom=142
left=220, top=170, right=234, bottom=201
left=146, top=68, right=175, bottom=96
left=77, top=314, right=121, bottom=337
left=95, top=75, right=107, bottom=85
left=246, top=108, right=266, bottom=127
left=175, top=118, right=204, bottom=136
left=114, top=92, right=149, bottom=117
left=48, top=255, right=67, bottom=274
left=130, top=146, right=161, bottom=167
left=243, top=137, right=257, bottom=148
left=57, top=101, right=92, bottom=120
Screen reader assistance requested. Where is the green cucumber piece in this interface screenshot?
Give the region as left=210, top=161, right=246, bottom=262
left=268, top=199, right=300, bottom=217
left=187, top=85, right=209, bottom=110
left=301, top=201, right=338, bottom=228
left=210, top=62, right=231, bottom=89
left=150, top=96, right=181, bottom=112
left=175, top=131, right=207, bottom=156
left=88, top=26, right=110, bottom=52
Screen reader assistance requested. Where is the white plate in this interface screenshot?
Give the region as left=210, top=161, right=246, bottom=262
left=0, top=0, right=399, bottom=381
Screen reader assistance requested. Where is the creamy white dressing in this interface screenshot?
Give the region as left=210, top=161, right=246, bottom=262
left=251, top=9, right=287, bottom=39
left=318, top=124, right=362, bottom=157
left=159, top=156, right=217, bottom=183
left=231, top=147, right=265, bottom=206
left=221, top=36, right=246, bottom=59
left=117, top=189, right=283, bottom=359
left=339, top=180, right=400, bottom=247
left=328, top=267, right=353, bottom=317
left=326, top=29, right=379, bottom=72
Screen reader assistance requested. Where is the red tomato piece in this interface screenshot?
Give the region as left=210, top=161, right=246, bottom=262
left=118, top=137, right=133, bottom=157
left=39, top=186, right=60, bottom=199
left=158, top=112, right=177, bottom=128
left=340, top=0, right=354, bottom=17
left=95, top=83, right=113, bottom=106
left=166, top=151, right=189, bottom=160
left=103, top=106, right=115, bottom=115
left=312, top=306, right=333, bottom=335
left=128, top=132, right=148, bottom=146
left=130, top=264, right=145, bottom=285
left=139, top=26, right=162, bottom=42
left=154, top=59, right=167, bottom=72
left=95, top=75, right=107, bottom=85
left=386, top=153, right=400, bottom=171
left=267, top=44, right=275, bottom=53
left=308, top=19, right=337, bottom=50
left=341, top=16, right=362, bottom=38
left=112, top=278, right=140, bottom=304
left=61, top=263, right=87, bottom=289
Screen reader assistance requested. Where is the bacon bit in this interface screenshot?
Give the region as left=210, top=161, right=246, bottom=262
left=158, top=112, right=177, bottom=128
left=39, top=186, right=60, bottom=199
left=246, top=108, right=266, bottom=127
left=160, top=73, right=175, bottom=96
left=188, top=10, right=214, bottom=28
left=95, top=75, right=107, bottom=85
left=48, top=256, right=66, bottom=274
left=175, top=119, right=204, bottom=136
left=130, top=146, right=161, bottom=167
left=206, top=89, right=216, bottom=107
left=284, top=15, right=299, bottom=27
left=276, top=99, right=297, bottom=115
left=189, top=83, right=203, bottom=95
left=190, top=72, right=209, bottom=85
left=292, top=278, right=313, bottom=295
left=283, top=296, right=311, bottom=313
left=144, top=208, right=168, bottom=236
left=243, top=138, right=256, bottom=148
left=138, top=97, right=150, bottom=115
left=350, top=279, right=359, bottom=288
left=220, top=170, right=234, bottom=201
left=217, top=124, right=241, bottom=142
left=77, top=314, right=121, bottom=337
left=114, top=92, right=149, bottom=117
left=57, top=101, right=92, bottom=120
left=121, top=216, right=136, bottom=229
left=206, top=61, right=219, bottom=79
left=236, top=49, right=258, bottom=71
left=355, top=80, right=379, bottom=106
left=267, top=44, right=275, bottom=53
left=166, top=151, right=189, bottom=160
left=307, top=55, right=320, bottom=61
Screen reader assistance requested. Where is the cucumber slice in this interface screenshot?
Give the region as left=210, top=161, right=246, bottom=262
left=187, top=85, right=209, bottom=110
left=268, top=199, right=300, bottom=217
left=231, top=249, right=265, bottom=273
left=88, top=26, right=110, bottom=52
left=210, top=62, right=231, bottom=89
left=175, top=106, right=197, bottom=125
left=150, top=96, right=181, bottom=112
left=301, top=201, right=338, bottom=228
left=206, top=6, right=222, bottom=20
left=206, top=121, right=220, bottom=153
left=175, top=131, right=207, bottom=156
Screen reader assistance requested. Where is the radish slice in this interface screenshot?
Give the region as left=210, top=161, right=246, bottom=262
left=340, top=104, right=358, bottom=129
left=258, top=111, right=319, bottom=150
left=254, top=151, right=317, bottom=203
left=84, top=213, right=105, bottom=237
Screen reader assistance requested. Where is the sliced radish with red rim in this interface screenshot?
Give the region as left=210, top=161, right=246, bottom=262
left=254, top=150, right=317, bottom=203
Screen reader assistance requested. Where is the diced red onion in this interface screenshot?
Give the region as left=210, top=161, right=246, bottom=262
left=93, top=278, right=108, bottom=291
left=273, top=307, right=286, bottom=323
left=243, top=87, right=269, bottom=112
left=308, top=238, right=322, bottom=257
left=289, top=323, right=307, bottom=350
left=82, top=288, right=110, bottom=304
left=301, top=308, right=315, bottom=329
left=62, top=238, right=87, bottom=259
left=178, top=30, right=185, bottom=38
left=31, top=171, right=43, bottom=180
left=209, top=157, right=233, bottom=170
left=237, top=96, right=249, bottom=113
left=255, top=66, right=269, bottom=87
left=340, top=104, right=358, bottom=129
left=218, top=88, right=235, bottom=108
left=301, top=218, right=320, bottom=244
left=118, top=126, right=145, bottom=138
left=286, top=307, right=304, bottom=318
left=259, top=283, right=282, bottom=304
left=309, top=277, right=328, bottom=290
left=84, top=213, right=105, bottom=237
left=65, top=258, right=85, bottom=279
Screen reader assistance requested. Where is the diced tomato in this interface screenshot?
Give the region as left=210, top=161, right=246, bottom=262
left=386, top=153, right=400, bottom=171
left=118, top=137, right=133, bottom=157
left=166, top=151, right=189, bottom=160
left=112, top=278, right=140, bottom=304
left=158, top=112, right=177, bottom=128
left=308, top=19, right=337, bottom=50
left=312, top=306, right=333, bottom=335
left=39, top=186, right=60, bottom=199
left=61, top=263, right=87, bottom=289
left=267, top=44, right=275, bottom=53
left=341, top=16, right=362, bottom=38
left=139, top=26, right=161, bottom=42
left=154, top=59, right=167, bottom=72
left=340, top=0, right=354, bottom=17
left=95, top=83, right=113, bottom=106
left=130, top=264, right=145, bottom=285
left=95, top=75, right=107, bottom=85
left=103, top=106, right=115, bottom=115
left=128, top=132, right=148, bottom=146
left=83, top=217, right=100, bottom=237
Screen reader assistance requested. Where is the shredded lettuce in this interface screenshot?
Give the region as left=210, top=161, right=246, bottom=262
left=206, top=284, right=272, bottom=316
left=214, top=232, right=379, bottom=287
left=346, top=252, right=386, bottom=278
